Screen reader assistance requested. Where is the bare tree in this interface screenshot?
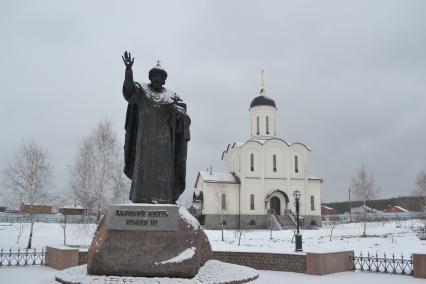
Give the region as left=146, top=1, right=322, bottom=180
left=212, top=190, right=226, bottom=242
left=69, top=120, right=128, bottom=221
left=60, top=214, right=68, bottom=245
left=2, top=141, right=54, bottom=248
left=414, top=170, right=426, bottom=211
left=351, top=164, right=379, bottom=237
left=69, top=139, right=96, bottom=215
left=328, top=215, right=338, bottom=241
left=14, top=220, right=25, bottom=245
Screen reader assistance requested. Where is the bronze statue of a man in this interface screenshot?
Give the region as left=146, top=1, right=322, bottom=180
left=122, top=51, right=190, bottom=204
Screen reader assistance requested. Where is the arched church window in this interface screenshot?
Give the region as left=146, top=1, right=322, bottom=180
left=221, top=194, right=226, bottom=210
left=250, top=153, right=254, bottom=172
left=266, top=116, right=269, bottom=134
left=295, top=155, right=299, bottom=173
left=256, top=117, right=259, bottom=135
left=310, top=195, right=315, bottom=211
left=273, top=154, right=277, bottom=172
left=250, top=194, right=255, bottom=210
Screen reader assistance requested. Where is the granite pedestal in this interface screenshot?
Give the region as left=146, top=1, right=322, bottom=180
left=87, top=204, right=212, bottom=278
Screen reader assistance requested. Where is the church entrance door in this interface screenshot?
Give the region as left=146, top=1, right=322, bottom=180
left=270, top=196, right=281, bottom=215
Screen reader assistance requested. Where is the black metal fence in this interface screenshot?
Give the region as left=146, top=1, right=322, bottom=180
left=0, top=248, right=46, bottom=267
left=351, top=252, right=413, bottom=276
left=323, top=212, right=426, bottom=223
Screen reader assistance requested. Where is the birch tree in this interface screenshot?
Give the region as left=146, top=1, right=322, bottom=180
left=1, top=141, right=54, bottom=248
left=69, top=120, right=128, bottom=220
left=351, top=164, right=379, bottom=237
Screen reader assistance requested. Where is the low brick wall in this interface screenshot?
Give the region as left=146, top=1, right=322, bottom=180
left=413, top=254, right=426, bottom=278
left=306, top=251, right=354, bottom=275
left=45, top=246, right=79, bottom=270
left=74, top=248, right=356, bottom=276
left=212, top=251, right=307, bottom=273
left=78, top=250, right=88, bottom=265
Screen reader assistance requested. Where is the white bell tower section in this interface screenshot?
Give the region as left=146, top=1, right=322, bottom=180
left=249, top=70, right=277, bottom=138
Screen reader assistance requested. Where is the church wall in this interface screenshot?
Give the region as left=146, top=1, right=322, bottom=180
left=239, top=178, right=263, bottom=215
left=306, top=180, right=322, bottom=216
left=236, top=148, right=246, bottom=178
left=303, top=215, right=323, bottom=228
left=204, top=214, right=268, bottom=230
left=202, top=182, right=240, bottom=215
left=205, top=214, right=240, bottom=229
left=264, top=143, right=289, bottom=177
left=238, top=140, right=310, bottom=182
left=240, top=143, right=262, bottom=179
left=282, top=179, right=321, bottom=217
left=240, top=215, right=268, bottom=229
left=288, top=144, right=308, bottom=178
left=236, top=139, right=317, bottom=216
left=286, top=179, right=308, bottom=215
left=230, top=148, right=239, bottom=173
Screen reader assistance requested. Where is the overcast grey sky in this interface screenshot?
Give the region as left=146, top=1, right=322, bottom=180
left=1, top=0, right=425, bottom=203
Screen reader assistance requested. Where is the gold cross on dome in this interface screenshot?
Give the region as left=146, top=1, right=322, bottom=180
left=260, top=69, right=265, bottom=94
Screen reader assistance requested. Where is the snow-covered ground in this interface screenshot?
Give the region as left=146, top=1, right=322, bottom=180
left=207, top=219, right=426, bottom=256
left=1, top=220, right=425, bottom=256
left=0, top=266, right=425, bottom=284
left=0, top=266, right=57, bottom=284
left=0, top=223, right=97, bottom=249
left=0, top=220, right=426, bottom=283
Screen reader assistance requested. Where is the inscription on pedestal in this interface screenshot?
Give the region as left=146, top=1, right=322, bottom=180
left=107, top=204, right=179, bottom=231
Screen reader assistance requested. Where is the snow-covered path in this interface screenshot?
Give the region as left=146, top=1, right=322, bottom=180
left=255, top=270, right=426, bottom=284
left=0, top=266, right=57, bottom=284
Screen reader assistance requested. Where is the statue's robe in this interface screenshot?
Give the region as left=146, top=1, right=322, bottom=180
left=123, top=71, right=190, bottom=204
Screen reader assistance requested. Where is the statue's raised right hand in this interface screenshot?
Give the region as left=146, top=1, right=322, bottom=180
left=122, top=51, right=134, bottom=70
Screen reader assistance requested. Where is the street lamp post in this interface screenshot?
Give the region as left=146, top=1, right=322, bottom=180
left=293, top=190, right=302, bottom=252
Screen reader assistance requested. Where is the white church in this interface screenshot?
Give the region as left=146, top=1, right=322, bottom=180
left=193, top=75, right=323, bottom=229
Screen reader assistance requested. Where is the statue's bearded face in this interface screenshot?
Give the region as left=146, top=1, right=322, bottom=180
left=150, top=72, right=166, bottom=91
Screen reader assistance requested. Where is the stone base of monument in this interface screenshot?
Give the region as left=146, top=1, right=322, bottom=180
left=48, top=260, right=258, bottom=284
left=87, top=204, right=212, bottom=278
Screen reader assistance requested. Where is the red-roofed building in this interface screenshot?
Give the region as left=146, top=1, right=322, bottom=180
left=321, top=206, right=336, bottom=215
left=383, top=205, right=408, bottom=213
left=20, top=203, right=53, bottom=214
